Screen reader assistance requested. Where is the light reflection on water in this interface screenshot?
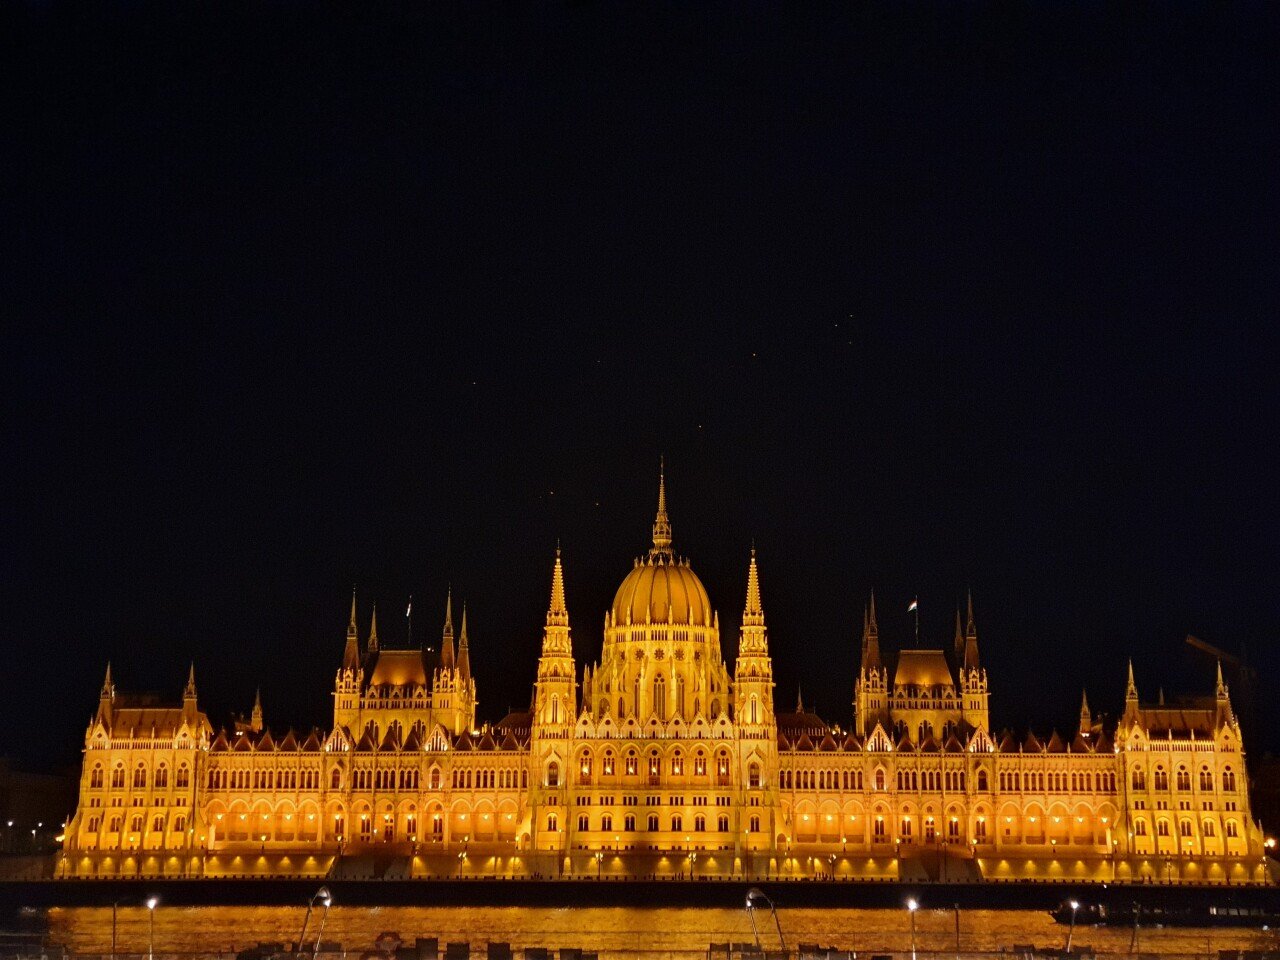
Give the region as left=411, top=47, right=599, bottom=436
left=45, top=906, right=1280, bottom=958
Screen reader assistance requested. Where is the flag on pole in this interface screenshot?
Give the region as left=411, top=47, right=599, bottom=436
left=406, top=601, right=412, bottom=618
left=907, top=598, right=918, bottom=613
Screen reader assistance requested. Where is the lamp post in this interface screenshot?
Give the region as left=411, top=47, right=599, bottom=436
left=312, top=887, right=332, bottom=957
left=594, top=851, right=603, bottom=880
left=145, top=897, right=158, bottom=960
left=907, top=898, right=919, bottom=960
left=297, top=886, right=332, bottom=956
left=1065, top=899, right=1079, bottom=952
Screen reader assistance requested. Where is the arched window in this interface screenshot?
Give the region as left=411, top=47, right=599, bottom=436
left=1226, top=819, right=1238, bottom=838
left=1223, top=767, right=1237, bottom=792
left=154, top=765, right=168, bottom=788
left=1176, top=766, right=1190, bottom=791
left=647, top=813, right=659, bottom=831
left=601, top=814, right=613, bottom=831
left=547, top=761, right=560, bottom=788
left=1154, top=766, right=1169, bottom=791
left=654, top=676, right=667, bottom=721
left=133, top=765, right=147, bottom=788
left=626, top=752, right=638, bottom=776
left=1131, top=766, right=1146, bottom=791
left=1200, top=767, right=1213, bottom=791
left=749, top=695, right=759, bottom=725
left=550, top=696, right=560, bottom=725
left=547, top=814, right=558, bottom=832
left=694, top=754, right=706, bottom=777
left=977, top=769, right=989, bottom=791
left=603, top=752, right=615, bottom=776
left=676, top=676, right=686, bottom=717
left=1179, top=818, right=1192, bottom=836
left=330, top=768, right=342, bottom=790
left=111, top=764, right=125, bottom=789
left=1203, top=819, right=1216, bottom=837
left=625, top=814, right=636, bottom=831
left=176, top=765, right=189, bottom=788
left=748, top=762, right=761, bottom=789
left=1156, top=819, right=1170, bottom=837
left=90, top=765, right=104, bottom=789
left=694, top=814, right=705, bottom=832
left=578, top=752, right=592, bottom=784
left=718, top=814, right=729, bottom=832
left=671, top=814, right=682, bottom=832
left=1134, top=819, right=1148, bottom=837
left=874, top=769, right=886, bottom=791
left=672, top=751, right=683, bottom=776
left=430, top=768, right=441, bottom=790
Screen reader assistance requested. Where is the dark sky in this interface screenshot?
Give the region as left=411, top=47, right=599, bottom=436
left=4, top=3, right=1278, bottom=774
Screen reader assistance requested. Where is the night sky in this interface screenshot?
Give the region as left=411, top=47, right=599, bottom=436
left=5, top=3, right=1278, bottom=774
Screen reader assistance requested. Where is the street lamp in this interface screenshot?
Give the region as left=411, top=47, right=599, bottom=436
left=594, top=851, right=603, bottom=880
left=145, top=897, right=158, bottom=960
left=1065, top=899, right=1079, bottom=952
left=907, top=898, right=919, bottom=960
left=297, top=886, right=332, bottom=956
left=312, top=887, right=332, bottom=957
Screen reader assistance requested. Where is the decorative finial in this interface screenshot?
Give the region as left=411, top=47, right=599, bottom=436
left=348, top=587, right=358, bottom=640
left=1126, top=659, right=1138, bottom=700
left=965, top=589, right=977, bottom=637
left=101, top=661, right=113, bottom=697
left=796, top=685, right=804, bottom=713
left=184, top=662, right=197, bottom=699
left=369, top=603, right=379, bottom=650
left=868, top=589, right=878, bottom=635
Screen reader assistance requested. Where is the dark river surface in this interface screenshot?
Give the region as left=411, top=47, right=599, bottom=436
left=44, top=906, right=1280, bottom=958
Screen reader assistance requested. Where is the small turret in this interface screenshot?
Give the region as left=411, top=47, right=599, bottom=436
left=953, top=607, right=964, bottom=664
left=368, top=603, right=379, bottom=654
left=97, top=662, right=114, bottom=724
left=250, top=688, right=263, bottom=733
left=861, top=590, right=882, bottom=673
left=651, top=459, right=673, bottom=557
left=184, top=662, right=197, bottom=701
left=1078, top=689, right=1092, bottom=738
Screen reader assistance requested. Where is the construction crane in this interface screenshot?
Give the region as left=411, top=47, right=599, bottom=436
left=1185, top=634, right=1257, bottom=765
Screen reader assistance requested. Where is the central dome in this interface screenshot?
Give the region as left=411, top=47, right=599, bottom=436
left=612, top=555, right=712, bottom=627
left=609, top=466, right=713, bottom=627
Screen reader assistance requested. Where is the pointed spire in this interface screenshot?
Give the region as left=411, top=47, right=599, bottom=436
left=1158, top=686, right=1165, bottom=705
left=441, top=588, right=456, bottom=670
left=954, top=606, right=964, bottom=662
left=458, top=604, right=471, bottom=683
left=101, top=662, right=114, bottom=699
left=796, top=685, right=804, bottom=713
left=650, top=458, right=672, bottom=555
left=1216, top=660, right=1228, bottom=697
left=368, top=603, right=379, bottom=652
left=251, top=688, right=263, bottom=733
left=342, top=590, right=361, bottom=672
left=861, top=591, right=882, bottom=673
left=547, top=545, right=568, bottom=626
left=184, top=662, right=197, bottom=700
left=1126, top=659, right=1139, bottom=701
left=743, top=547, right=764, bottom=626
left=961, top=592, right=981, bottom=672
left=965, top=589, right=977, bottom=637
left=1078, top=689, right=1092, bottom=736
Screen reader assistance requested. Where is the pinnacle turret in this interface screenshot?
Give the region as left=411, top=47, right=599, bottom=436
left=251, top=688, right=263, bottom=733
left=368, top=603, right=379, bottom=652
left=184, top=662, right=197, bottom=700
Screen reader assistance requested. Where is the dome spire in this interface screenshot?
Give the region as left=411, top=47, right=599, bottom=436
left=651, top=457, right=672, bottom=555
left=743, top=546, right=764, bottom=626
left=547, top=544, right=568, bottom=627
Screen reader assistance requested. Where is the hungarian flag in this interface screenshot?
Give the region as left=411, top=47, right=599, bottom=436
left=907, top=598, right=918, bottom=612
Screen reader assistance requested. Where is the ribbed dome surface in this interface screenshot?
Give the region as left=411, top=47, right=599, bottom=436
left=612, top=556, right=711, bottom=626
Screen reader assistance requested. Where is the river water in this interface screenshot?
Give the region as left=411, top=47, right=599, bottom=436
left=44, top=906, right=1280, bottom=959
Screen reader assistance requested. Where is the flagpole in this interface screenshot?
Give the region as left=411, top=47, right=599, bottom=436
left=407, top=595, right=413, bottom=647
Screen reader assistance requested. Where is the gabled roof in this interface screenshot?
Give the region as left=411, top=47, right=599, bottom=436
left=379, top=725, right=401, bottom=751
left=367, top=649, right=431, bottom=688
left=1046, top=730, right=1066, bottom=753
left=895, top=731, right=915, bottom=751
left=943, top=733, right=965, bottom=753
left=1023, top=731, right=1042, bottom=752
left=355, top=725, right=378, bottom=751
left=818, top=733, right=838, bottom=751
left=997, top=729, right=1017, bottom=752
left=1135, top=700, right=1217, bottom=737
left=256, top=729, right=276, bottom=751
left=402, top=725, right=424, bottom=751
left=277, top=729, right=299, bottom=751
left=301, top=728, right=323, bottom=751
left=210, top=729, right=231, bottom=751
left=232, top=731, right=254, bottom=751
left=919, top=734, right=940, bottom=753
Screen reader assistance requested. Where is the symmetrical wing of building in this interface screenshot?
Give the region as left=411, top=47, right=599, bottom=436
left=60, top=476, right=1268, bottom=882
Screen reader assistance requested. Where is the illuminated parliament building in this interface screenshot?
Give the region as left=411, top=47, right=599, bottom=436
left=60, top=474, right=1269, bottom=883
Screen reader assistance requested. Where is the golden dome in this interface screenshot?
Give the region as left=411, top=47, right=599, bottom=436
left=612, top=555, right=712, bottom=627
left=610, top=463, right=713, bottom=627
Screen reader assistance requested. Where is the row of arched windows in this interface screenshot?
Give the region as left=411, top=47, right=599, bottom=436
left=207, top=768, right=321, bottom=790
left=1131, top=765, right=1235, bottom=793
left=90, top=762, right=190, bottom=790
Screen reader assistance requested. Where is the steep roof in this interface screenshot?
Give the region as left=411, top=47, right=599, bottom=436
left=367, top=648, right=431, bottom=688
left=893, top=649, right=956, bottom=689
